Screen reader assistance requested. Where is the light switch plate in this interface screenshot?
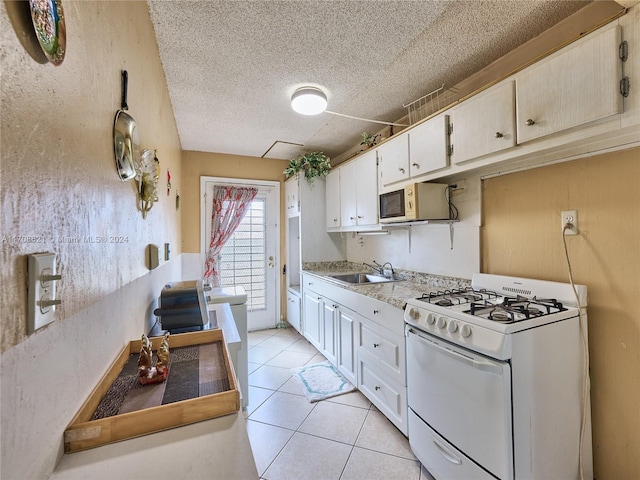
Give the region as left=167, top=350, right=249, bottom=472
left=27, top=252, right=58, bottom=334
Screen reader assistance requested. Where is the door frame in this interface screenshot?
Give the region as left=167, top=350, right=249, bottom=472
left=200, top=176, right=281, bottom=329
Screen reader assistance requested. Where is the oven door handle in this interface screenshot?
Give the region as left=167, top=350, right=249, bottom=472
left=431, top=436, right=463, bottom=465
left=408, top=327, right=504, bottom=375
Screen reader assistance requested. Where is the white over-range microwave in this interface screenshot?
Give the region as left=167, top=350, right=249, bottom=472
left=379, top=182, right=450, bottom=223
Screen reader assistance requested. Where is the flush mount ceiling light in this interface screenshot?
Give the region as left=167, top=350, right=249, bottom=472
left=291, top=87, right=328, bottom=115
left=290, top=85, right=407, bottom=127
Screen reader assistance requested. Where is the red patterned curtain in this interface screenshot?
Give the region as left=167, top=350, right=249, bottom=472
left=204, top=185, right=258, bottom=286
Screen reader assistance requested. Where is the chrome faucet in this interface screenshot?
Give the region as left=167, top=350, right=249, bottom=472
left=380, top=262, right=395, bottom=276
left=362, top=262, right=382, bottom=275
left=363, top=261, right=395, bottom=277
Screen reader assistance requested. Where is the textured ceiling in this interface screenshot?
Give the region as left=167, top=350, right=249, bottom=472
left=147, top=0, right=592, bottom=162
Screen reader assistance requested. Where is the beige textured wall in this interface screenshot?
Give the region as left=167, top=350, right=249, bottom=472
left=181, top=150, right=288, bottom=253
left=1, top=1, right=182, bottom=352
left=181, top=151, right=288, bottom=316
left=1, top=1, right=182, bottom=478
left=482, top=147, right=640, bottom=479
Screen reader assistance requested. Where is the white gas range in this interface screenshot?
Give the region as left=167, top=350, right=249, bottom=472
left=404, top=273, right=592, bottom=480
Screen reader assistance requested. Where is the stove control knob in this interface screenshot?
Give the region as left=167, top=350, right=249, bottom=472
left=408, top=308, right=420, bottom=320
left=460, top=324, right=472, bottom=338
left=426, top=313, right=436, bottom=325
left=436, top=317, right=446, bottom=329
left=447, top=321, right=458, bottom=334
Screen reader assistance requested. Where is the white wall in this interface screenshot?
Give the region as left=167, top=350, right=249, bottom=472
left=346, top=175, right=481, bottom=279
left=0, top=256, right=182, bottom=479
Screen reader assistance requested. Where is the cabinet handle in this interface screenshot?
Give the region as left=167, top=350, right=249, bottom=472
left=374, top=386, right=381, bottom=391
left=526, top=119, right=535, bottom=126
left=333, top=304, right=338, bottom=308
left=333, top=218, right=338, bottom=222
left=350, top=216, right=355, bottom=220
left=373, top=343, right=380, bottom=348
left=494, top=132, right=503, bottom=138
left=357, top=215, right=364, bottom=219
left=412, top=163, right=420, bottom=168
left=398, top=167, right=405, bottom=173
left=373, top=310, right=379, bottom=314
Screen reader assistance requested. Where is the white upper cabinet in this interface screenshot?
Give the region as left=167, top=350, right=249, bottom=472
left=516, top=25, right=623, bottom=144
left=340, top=160, right=358, bottom=228
left=377, top=132, right=409, bottom=188
left=284, top=176, right=299, bottom=217
left=338, top=149, right=378, bottom=229
left=408, top=113, right=450, bottom=174
left=325, top=169, right=341, bottom=229
left=451, top=82, right=516, bottom=164
left=355, top=150, right=379, bottom=227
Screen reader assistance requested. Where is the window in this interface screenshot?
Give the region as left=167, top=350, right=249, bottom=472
left=218, top=197, right=267, bottom=311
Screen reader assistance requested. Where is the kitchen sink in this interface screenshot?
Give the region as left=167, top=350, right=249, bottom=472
left=328, top=273, right=402, bottom=285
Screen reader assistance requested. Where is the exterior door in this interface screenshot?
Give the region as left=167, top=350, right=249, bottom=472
left=202, top=178, right=280, bottom=331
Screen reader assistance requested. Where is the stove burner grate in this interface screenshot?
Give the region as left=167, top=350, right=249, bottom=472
left=465, top=296, right=567, bottom=323
left=417, top=287, right=498, bottom=306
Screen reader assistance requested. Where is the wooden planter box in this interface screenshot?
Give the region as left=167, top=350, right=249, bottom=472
left=64, top=329, right=239, bottom=453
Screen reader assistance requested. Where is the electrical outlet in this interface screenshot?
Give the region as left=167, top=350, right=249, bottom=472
left=561, top=210, right=579, bottom=235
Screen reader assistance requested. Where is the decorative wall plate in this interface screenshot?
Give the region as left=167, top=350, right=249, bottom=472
left=28, top=0, right=66, bottom=65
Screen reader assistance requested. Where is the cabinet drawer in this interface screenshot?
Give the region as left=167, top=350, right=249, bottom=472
left=356, top=296, right=404, bottom=336
left=358, top=356, right=407, bottom=435
left=359, top=320, right=403, bottom=379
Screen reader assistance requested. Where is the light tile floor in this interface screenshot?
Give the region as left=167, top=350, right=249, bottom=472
left=245, top=326, right=434, bottom=480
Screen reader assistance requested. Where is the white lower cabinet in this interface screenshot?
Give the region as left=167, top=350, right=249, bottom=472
left=357, top=314, right=407, bottom=435
left=359, top=316, right=404, bottom=379
left=302, top=290, right=322, bottom=351
left=301, top=273, right=407, bottom=435
left=321, top=300, right=337, bottom=365
left=337, top=306, right=359, bottom=386
left=359, top=352, right=407, bottom=434
left=286, top=290, right=301, bottom=333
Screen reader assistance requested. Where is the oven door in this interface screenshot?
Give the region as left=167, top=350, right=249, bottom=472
left=406, top=326, right=513, bottom=480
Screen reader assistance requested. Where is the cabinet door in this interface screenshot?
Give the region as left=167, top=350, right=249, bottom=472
left=516, top=25, right=622, bottom=143
left=284, top=177, right=299, bottom=217
left=321, top=300, right=337, bottom=365
left=337, top=307, right=358, bottom=386
left=286, top=291, right=301, bottom=333
left=377, top=133, right=409, bottom=188
left=302, top=290, right=322, bottom=350
left=451, top=82, right=516, bottom=164
left=339, top=160, right=358, bottom=227
left=355, top=150, right=379, bottom=226
left=325, top=169, right=341, bottom=229
left=408, top=114, right=450, bottom=174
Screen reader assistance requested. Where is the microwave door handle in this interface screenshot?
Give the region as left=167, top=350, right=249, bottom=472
left=408, top=327, right=504, bottom=375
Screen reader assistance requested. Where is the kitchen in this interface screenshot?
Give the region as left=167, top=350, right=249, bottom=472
left=1, top=1, right=639, bottom=480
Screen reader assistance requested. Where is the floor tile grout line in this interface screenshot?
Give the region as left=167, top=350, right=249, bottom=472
left=247, top=327, right=420, bottom=478
left=336, top=400, right=374, bottom=479
left=258, top=392, right=320, bottom=479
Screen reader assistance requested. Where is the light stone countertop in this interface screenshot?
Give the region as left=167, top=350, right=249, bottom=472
left=302, top=261, right=471, bottom=310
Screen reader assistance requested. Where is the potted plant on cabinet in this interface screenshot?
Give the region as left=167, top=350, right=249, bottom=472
left=360, top=132, right=380, bottom=149
left=283, top=151, right=331, bottom=184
